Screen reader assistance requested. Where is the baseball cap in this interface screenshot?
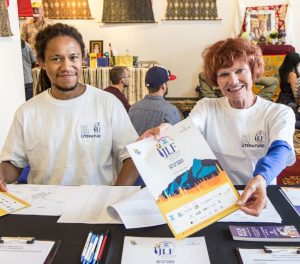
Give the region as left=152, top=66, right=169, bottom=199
left=145, top=66, right=176, bottom=88
left=32, top=2, right=42, bottom=8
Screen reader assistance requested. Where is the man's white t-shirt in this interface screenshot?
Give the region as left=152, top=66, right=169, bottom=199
left=0, top=85, right=138, bottom=185
left=188, top=96, right=295, bottom=185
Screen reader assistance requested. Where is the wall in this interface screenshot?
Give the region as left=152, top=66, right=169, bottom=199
left=57, top=0, right=300, bottom=98
left=0, top=1, right=25, bottom=150
left=57, top=0, right=238, bottom=98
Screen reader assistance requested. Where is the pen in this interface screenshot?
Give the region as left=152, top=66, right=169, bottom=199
left=85, top=235, right=100, bottom=264
left=83, top=234, right=98, bottom=264
left=97, top=230, right=110, bottom=262
left=264, top=246, right=300, bottom=254
left=92, top=234, right=104, bottom=264
left=81, top=232, right=93, bottom=262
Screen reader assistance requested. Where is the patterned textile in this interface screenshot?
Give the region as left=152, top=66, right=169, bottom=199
left=32, top=67, right=149, bottom=105
left=241, top=5, right=288, bottom=34
left=253, top=54, right=285, bottom=101
left=0, top=0, right=12, bottom=37
left=294, top=129, right=300, bottom=155
left=42, top=0, right=92, bottom=19
left=102, top=0, right=155, bottom=23
left=165, top=0, right=218, bottom=20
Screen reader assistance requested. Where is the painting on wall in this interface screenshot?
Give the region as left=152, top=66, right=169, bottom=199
left=165, top=0, right=219, bottom=20
left=89, top=40, right=103, bottom=55
left=42, top=0, right=92, bottom=19
left=245, top=10, right=276, bottom=40
left=241, top=5, right=288, bottom=39
left=102, top=0, right=155, bottom=23
left=0, top=0, right=12, bottom=37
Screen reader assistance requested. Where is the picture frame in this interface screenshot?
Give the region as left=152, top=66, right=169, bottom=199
left=89, top=40, right=103, bottom=55
left=245, top=10, right=276, bottom=40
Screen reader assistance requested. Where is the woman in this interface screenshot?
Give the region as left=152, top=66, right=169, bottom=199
left=277, top=51, right=300, bottom=120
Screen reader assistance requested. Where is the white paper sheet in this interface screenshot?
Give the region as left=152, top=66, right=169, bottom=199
left=8, top=184, right=78, bottom=216
left=108, top=187, right=166, bottom=229
left=280, top=187, right=300, bottom=216
left=57, top=185, right=140, bottom=224
left=121, top=236, right=211, bottom=264
left=0, top=240, right=55, bottom=264
left=237, top=248, right=300, bottom=264
left=219, top=191, right=282, bottom=223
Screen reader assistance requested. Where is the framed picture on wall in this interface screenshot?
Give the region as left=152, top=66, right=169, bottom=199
left=245, top=10, right=276, bottom=40
left=89, top=40, right=103, bottom=55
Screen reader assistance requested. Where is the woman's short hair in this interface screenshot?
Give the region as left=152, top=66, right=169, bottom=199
left=202, top=38, right=264, bottom=86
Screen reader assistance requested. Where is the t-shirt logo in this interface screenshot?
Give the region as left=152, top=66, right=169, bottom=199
left=81, top=122, right=101, bottom=138
left=255, top=130, right=265, bottom=143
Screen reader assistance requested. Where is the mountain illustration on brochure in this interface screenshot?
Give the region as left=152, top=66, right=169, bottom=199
left=159, top=159, right=222, bottom=200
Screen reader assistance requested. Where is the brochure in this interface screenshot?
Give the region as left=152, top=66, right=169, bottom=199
left=121, top=236, right=210, bottom=264
left=229, top=225, right=300, bottom=242
left=0, top=191, right=30, bottom=217
left=127, top=119, right=239, bottom=240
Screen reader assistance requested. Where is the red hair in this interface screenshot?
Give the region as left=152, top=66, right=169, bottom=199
left=202, top=38, right=264, bottom=86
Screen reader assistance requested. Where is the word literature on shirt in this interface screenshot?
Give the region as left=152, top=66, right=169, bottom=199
left=127, top=119, right=239, bottom=240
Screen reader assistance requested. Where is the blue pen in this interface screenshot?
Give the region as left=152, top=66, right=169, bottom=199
left=81, top=231, right=93, bottom=262
left=92, top=234, right=104, bottom=264
left=84, top=234, right=99, bottom=264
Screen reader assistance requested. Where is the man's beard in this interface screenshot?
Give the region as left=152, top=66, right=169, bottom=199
left=54, top=82, right=79, bottom=92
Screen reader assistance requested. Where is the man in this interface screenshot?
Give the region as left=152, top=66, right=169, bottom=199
left=20, top=2, right=52, bottom=55
left=198, top=72, right=279, bottom=101
left=129, top=66, right=182, bottom=135
left=0, top=23, right=138, bottom=191
left=104, top=66, right=131, bottom=112
left=140, top=38, right=295, bottom=216
left=21, top=39, right=36, bottom=100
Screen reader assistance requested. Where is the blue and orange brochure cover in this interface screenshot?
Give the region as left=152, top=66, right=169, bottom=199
left=127, top=119, right=239, bottom=240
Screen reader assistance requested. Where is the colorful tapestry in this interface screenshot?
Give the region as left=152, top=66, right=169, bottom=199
left=253, top=54, right=285, bottom=101
left=42, top=0, right=92, bottom=19
left=165, top=0, right=218, bottom=20
left=102, top=0, right=155, bottom=23
left=241, top=5, right=288, bottom=34
left=18, top=0, right=33, bottom=17
left=0, top=0, right=12, bottom=37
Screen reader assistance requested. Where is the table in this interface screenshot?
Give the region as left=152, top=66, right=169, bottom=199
left=32, top=67, right=149, bottom=105
left=0, top=185, right=299, bottom=264
left=259, top=44, right=295, bottom=55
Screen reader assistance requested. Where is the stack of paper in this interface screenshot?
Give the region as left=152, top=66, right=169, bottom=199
left=280, top=187, right=300, bottom=216
left=121, top=236, right=210, bottom=264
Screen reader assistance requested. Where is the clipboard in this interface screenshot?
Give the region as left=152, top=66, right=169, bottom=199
left=0, top=236, right=61, bottom=264
left=236, top=247, right=300, bottom=264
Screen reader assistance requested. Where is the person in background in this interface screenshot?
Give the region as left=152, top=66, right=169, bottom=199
left=277, top=51, right=300, bottom=120
left=20, top=1, right=52, bottom=55
left=21, top=39, right=36, bottom=100
left=104, top=66, right=131, bottom=112
left=129, top=65, right=182, bottom=136
left=197, top=72, right=278, bottom=102
left=0, top=23, right=138, bottom=191
left=140, top=38, right=295, bottom=216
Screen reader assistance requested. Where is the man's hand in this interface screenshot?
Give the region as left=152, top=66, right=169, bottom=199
left=0, top=167, right=7, bottom=192
left=237, top=175, right=267, bottom=216
left=0, top=162, right=22, bottom=192
left=138, top=123, right=171, bottom=141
